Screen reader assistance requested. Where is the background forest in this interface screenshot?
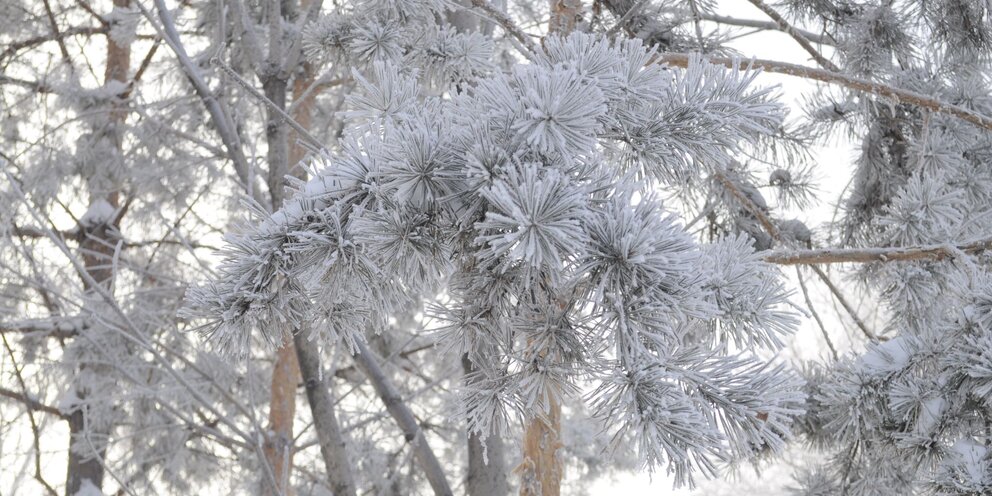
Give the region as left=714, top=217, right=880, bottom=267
left=3, top=0, right=992, bottom=495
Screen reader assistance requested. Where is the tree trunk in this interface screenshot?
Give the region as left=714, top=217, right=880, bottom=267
left=261, top=28, right=320, bottom=495
left=517, top=399, right=562, bottom=496
left=263, top=342, right=300, bottom=496
left=515, top=5, right=583, bottom=485
left=463, top=355, right=510, bottom=496
left=66, top=1, right=131, bottom=494
left=548, top=0, right=583, bottom=34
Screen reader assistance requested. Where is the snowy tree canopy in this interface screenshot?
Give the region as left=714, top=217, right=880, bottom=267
left=4, top=0, right=992, bottom=495
left=186, top=33, right=806, bottom=487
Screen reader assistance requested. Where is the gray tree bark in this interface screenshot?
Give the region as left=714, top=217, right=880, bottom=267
left=463, top=355, right=510, bottom=496
left=294, top=332, right=358, bottom=496
left=352, top=340, right=453, bottom=496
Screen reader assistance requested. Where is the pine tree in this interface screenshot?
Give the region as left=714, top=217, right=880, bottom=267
left=7, top=0, right=992, bottom=494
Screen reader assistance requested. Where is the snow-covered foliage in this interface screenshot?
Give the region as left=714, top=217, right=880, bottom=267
left=6, top=0, right=992, bottom=494
left=775, top=0, right=992, bottom=494
left=186, top=30, right=805, bottom=486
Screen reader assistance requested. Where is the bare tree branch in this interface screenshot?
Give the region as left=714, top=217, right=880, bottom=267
left=795, top=266, right=839, bottom=360
left=697, top=13, right=833, bottom=45
left=470, top=0, right=539, bottom=56
left=743, top=0, right=839, bottom=71
left=293, top=332, right=358, bottom=496
left=0, top=386, right=66, bottom=419
left=658, top=53, right=992, bottom=131
left=1, top=334, right=61, bottom=496
left=352, top=340, right=453, bottom=496
left=763, top=238, right=992, bottom=265
left=1, top=26, right=107, bottom=62
left=139, top=0, right=270, bottom=210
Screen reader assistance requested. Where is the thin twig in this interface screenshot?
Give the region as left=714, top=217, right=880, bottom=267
left=743, top=0, right=839, bottom=71
left=0, top=385, right=66, bottom=419
left=41, top=0, right=73, bottom=66
left=795, top=266, right=839, bottom=360
left=1, top=334, right=61, bottom=495
left=1, top=26, right=107, bottom=62
left=470, top=0, right=539, bottom=56
left=212, top=58, right=326, bottom=151
left=809, top=264, right=881, bottom=342
left=606, top=0, right=650, bottom=36
left=697, top=13, right=833, bottom=45
left=139, top=0, right=269, bottom=210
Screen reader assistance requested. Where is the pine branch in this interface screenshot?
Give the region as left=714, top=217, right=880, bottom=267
left=712, top=169, right=883, bottom=342
left=658, top=53, right=992, bottom=131
left=763, top=238, right=992, bottom=265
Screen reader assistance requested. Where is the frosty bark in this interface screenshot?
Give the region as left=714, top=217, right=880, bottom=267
left=293, top=332, right=357, bottom=496
left=260, top=49, right=295, bottom=496
left=548, top=0, right=583, bottom=34
left=761, top=238, right=992, bottom=265
left=518, top=398, right=562, bottom=496
left=443, top=11, right=511, bottom=494
left=514, top=4, right=583, bottom=494
left=511, top=6, right=585, bottom=496
left=66, top=0, right=131, bottom=494
left=263, top=342, right=300, bottom=496
left=463, top=355, right=510, bottom=496
left=352, top=340, right=453, bottom=496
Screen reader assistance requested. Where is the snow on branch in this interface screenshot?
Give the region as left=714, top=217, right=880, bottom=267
left=185, top=33, right=806, bottom=485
